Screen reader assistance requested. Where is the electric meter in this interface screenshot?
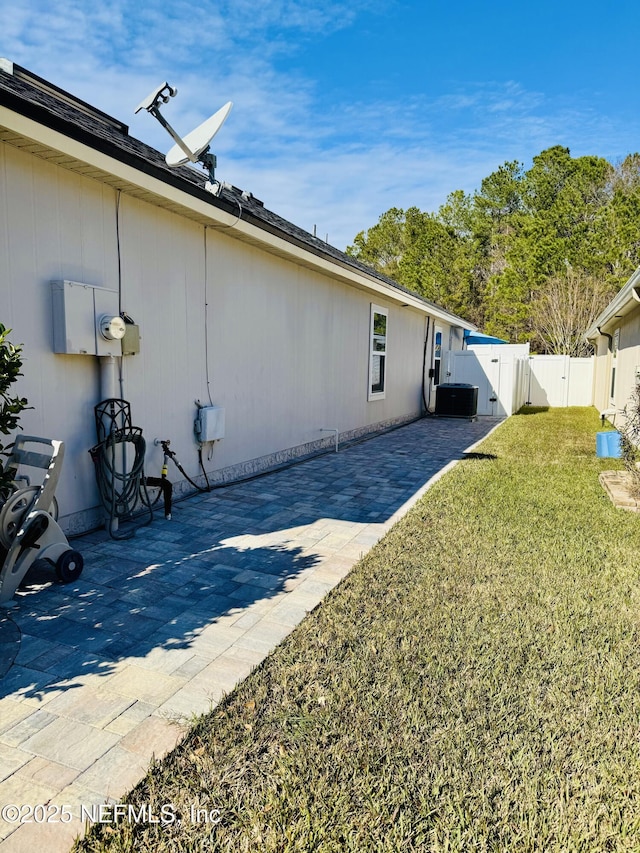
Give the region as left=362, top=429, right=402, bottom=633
left=99, top=315, right=126, bottom=342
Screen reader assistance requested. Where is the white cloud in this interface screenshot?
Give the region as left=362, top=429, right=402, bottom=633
left=0, top=0, right=371, bottom=69
left=223, top=140, right=504, bottom=249
left=3, top=0, right=640, bottom=250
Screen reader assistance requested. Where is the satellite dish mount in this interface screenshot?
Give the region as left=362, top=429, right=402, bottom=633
left=135, top=82, right=232, bottom=191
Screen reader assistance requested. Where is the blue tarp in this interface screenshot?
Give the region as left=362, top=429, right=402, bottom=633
left=464, top=330, right=508, bottom=345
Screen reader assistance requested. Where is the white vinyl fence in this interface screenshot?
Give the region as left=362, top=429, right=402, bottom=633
left=450, top=348, right=594, bottom=416
left=525, top=355, right=593, bottom=408
left=450, top=345, right=529, bottom=417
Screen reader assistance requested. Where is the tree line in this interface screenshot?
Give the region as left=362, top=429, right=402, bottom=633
left=346, top=146, right=640, bottom=355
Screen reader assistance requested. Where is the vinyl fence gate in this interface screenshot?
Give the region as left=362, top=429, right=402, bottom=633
left=450, top=349, right=593, bottom=416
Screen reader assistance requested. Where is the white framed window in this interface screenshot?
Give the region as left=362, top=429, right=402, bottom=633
left=433, top=327, right=443, bottom=386
left=368, top=304, right=388, bottom=400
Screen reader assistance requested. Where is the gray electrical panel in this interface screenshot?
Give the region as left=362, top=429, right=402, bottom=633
left=51, top=280, right=120, bottom=356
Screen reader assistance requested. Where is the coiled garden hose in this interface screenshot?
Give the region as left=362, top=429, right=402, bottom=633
left=89, top=427, right=153, bottom=540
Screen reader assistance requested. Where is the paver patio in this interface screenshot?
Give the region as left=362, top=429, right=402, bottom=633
left=0, top=415, right=500, bottom=851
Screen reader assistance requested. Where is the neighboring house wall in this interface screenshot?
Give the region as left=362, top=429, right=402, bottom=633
left=596, top=312, right=640, bottom=417
left=588, top=269, right=640, bottom=422
left=592, top=321, right=640, bottom=419
left=0, top=139, right=460, bottom=533
left=615, top=312, right=640, bottom=414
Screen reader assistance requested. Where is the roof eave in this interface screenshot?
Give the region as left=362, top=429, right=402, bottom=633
left=586, top=267, right=640, bottom=339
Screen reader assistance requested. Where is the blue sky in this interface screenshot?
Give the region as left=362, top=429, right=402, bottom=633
left=2, top=0, right=640, bottom=249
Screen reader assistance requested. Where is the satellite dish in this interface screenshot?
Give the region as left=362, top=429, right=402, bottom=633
left=166, top=101, right=233, bottom=166
left=134, top=81, right=177, bottom=116
left=134, top=82, right=232, bottom=190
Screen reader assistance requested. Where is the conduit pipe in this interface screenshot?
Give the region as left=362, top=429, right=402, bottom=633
left=320, top=428, right=339, bottom=453
left=99, top=355, right=118, bottom=401
left=97, top=356, right=122, bottom=533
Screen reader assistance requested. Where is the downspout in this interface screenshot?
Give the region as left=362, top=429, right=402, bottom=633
left=115, top=189, right=125, bottom=401
left=422, top=316, right=434, bottom=416
left=596, top=326, right=614, bottom=420
left=596, top=326, right=613, bottom=350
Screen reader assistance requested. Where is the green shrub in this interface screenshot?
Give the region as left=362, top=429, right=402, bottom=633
left=0, top=324, right=29, bottom=500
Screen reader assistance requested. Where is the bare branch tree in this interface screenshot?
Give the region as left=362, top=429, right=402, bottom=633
left=531, top=269, right=614, bottom=356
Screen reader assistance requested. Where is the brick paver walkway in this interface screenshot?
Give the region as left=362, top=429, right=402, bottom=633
left=0, top=415, right=501, bottom=851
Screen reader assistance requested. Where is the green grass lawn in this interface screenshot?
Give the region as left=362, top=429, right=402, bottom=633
left=76, top=407, right=640, bottom=852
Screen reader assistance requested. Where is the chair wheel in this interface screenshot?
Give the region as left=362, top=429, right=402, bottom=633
left=55, top=550, right=84, bottom=583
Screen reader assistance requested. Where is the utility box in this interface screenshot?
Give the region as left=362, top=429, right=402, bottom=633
left=51, top=281, right=120, bottom=356
left=194, top=406, right=225, bottom=442
left=121, top=324, right=141, bottom=356
left=435, top=383, right=479, bottom=418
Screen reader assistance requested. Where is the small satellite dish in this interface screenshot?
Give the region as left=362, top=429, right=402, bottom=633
left=135, top=82, right=232, bottom=191
left=166, top=101, right=233, bottom=166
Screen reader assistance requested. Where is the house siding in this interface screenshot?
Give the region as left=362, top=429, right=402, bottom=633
left=615, top=313, right=640, bottom=413
left=591, top=312, right=640, bottom=418
left=1, top=141, right=459, bottom=532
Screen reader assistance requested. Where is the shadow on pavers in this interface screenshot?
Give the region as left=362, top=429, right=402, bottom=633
left=0, top=613, right=20, bottom=677
left=0, top=416, right=501, bottom=704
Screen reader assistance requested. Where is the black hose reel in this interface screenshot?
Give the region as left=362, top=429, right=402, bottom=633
left=89, top=399, right=159, bottom=540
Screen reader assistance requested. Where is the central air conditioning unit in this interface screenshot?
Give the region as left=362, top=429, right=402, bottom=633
left=435, top=383, right=479, bottom=419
